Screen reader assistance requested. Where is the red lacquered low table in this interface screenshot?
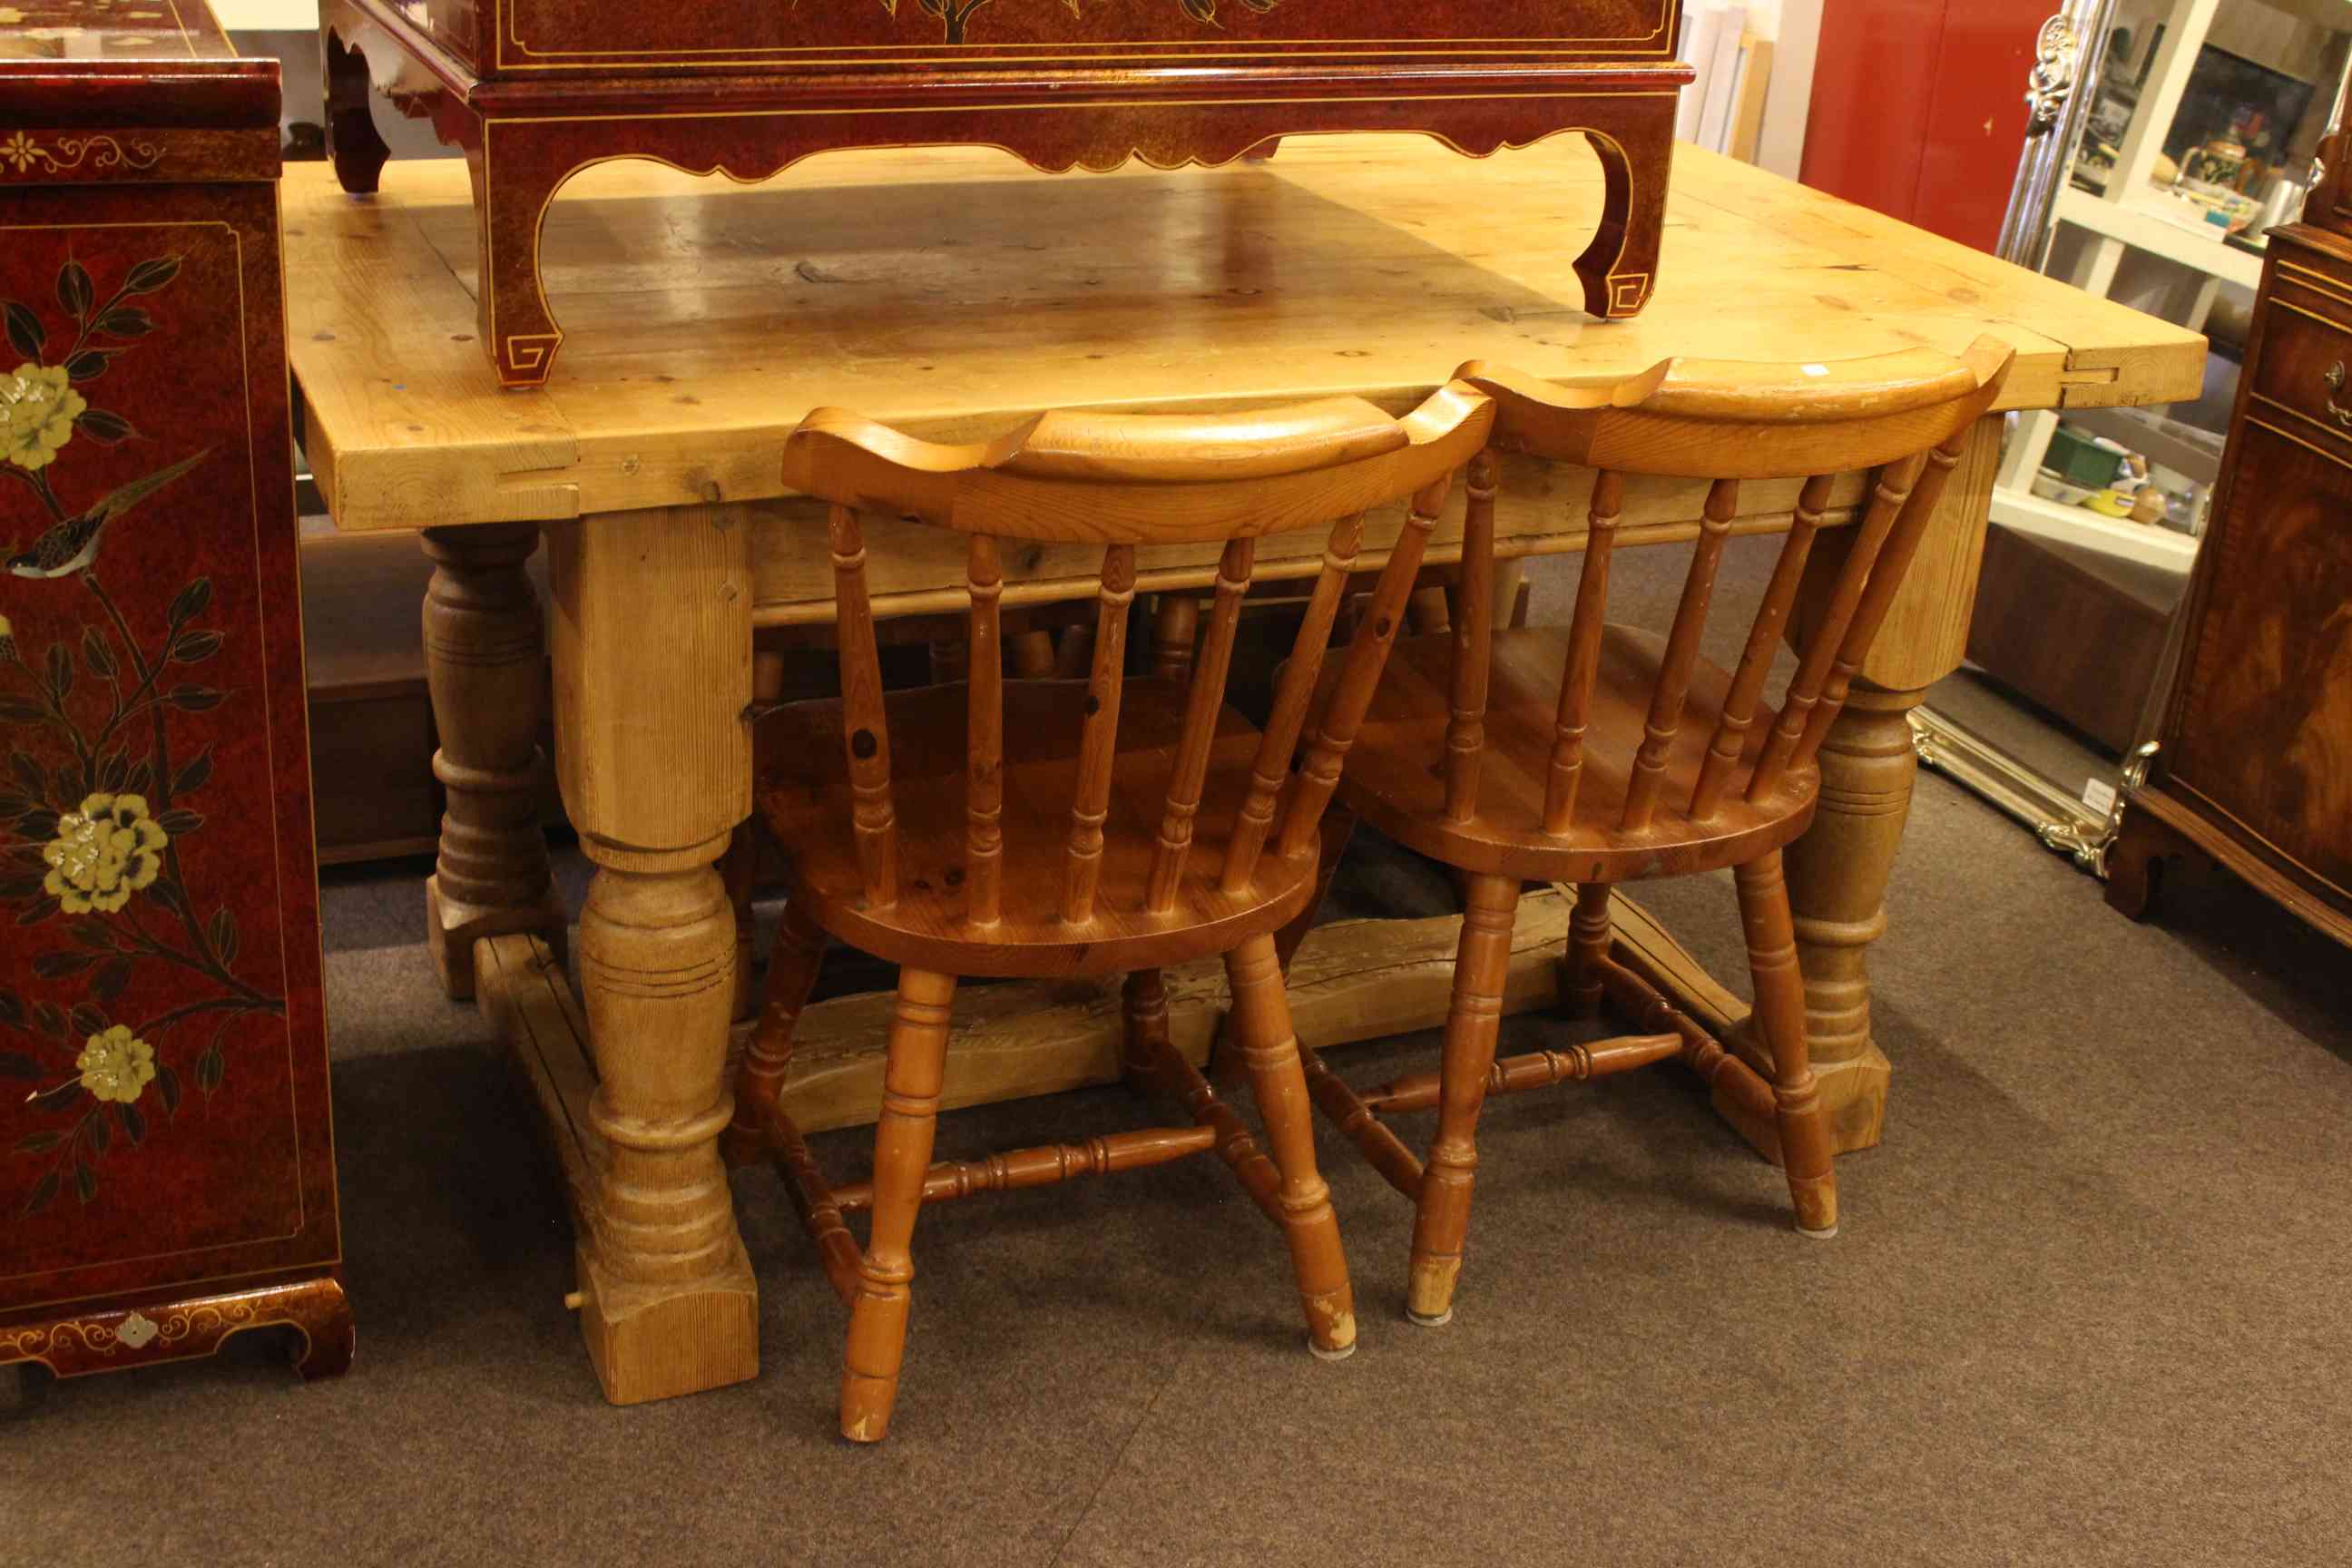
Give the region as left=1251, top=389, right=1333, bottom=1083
left=320, top=0, right=1691, bottom=387
left=0, top=1, right=350, bottom=1383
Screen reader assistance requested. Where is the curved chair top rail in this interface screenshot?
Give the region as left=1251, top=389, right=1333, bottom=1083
left=779, top=385, right=1494, bottom=543
left=1455, top=335, right=2015, bottom=479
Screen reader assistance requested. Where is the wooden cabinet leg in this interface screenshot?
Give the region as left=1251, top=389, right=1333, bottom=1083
left=1762, top=682, right=1917, bottom=1156
left=2104, top=800, right=2190, bottom=921
left=420, top=524, right=565, bottom=1002
left=321, top=14, right=388, bottom=195
left=1574, top=103, right=1671, bottom=317
left=458, top=120, right=568, bottom=387
left=546, top=504, right=758, bottom=1405
left=290, top=1273, right=358, bottom=1381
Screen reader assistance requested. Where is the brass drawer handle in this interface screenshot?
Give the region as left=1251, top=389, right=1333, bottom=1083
left=2330, top=361, right=2352, bottom=430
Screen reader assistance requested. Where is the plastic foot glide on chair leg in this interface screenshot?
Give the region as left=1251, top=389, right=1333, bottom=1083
left=1798, top=1220, right=1839, bottom=1240
left=1308, top=1332, right=1357, bottom=1361
left=1406, top=1306, right=1455, bottom=1328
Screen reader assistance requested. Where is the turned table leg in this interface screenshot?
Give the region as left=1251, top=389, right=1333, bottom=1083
left=1772, top=685, right=1915, bottom=1153
left=1734, top=412, right=2004, bottom=1159
left=420, top=524, right=566, bottom=1001
left=547, top=502, right=759, bottom=1404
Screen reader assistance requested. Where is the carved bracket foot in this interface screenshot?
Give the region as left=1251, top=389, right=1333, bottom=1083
left=0, top=1272, right=354, bottom=1383
left=322, top=15, right=390, bottom=196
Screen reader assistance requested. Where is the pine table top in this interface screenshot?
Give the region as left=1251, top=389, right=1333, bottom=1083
left=285, top=136, right=2206, bottom=532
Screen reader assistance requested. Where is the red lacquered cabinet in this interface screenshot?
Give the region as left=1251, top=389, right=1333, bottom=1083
left=320, top=0, right=1693, bottom=387
left=0, top=2, right=352, bottom=1381
left=1799, top=0, right=2050, bottom=253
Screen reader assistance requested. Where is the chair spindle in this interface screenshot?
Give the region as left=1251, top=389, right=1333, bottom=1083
left=829, top=504, right=898, bottom=907
left=1621, top=476, right=1740, bottom=831
left=1543, top=469, right=1625, bottom=834
left=1275, top=473, right=1453, bottom=860
left=1788, top=428, right=1974, bottom=773
left=965, top=534, right=1005, bottom=927
left=1443, top=450, right=1500, bottom=824
left=1062, top=543, right=1137, bottom=924
left=1688, top=473, right=1837, bottom=819
left=1220, top=512, right=1366, bottom=896
left=1146, top=537, right=1255, bottom=914
left=1743, top=453, right=1926, bottom=804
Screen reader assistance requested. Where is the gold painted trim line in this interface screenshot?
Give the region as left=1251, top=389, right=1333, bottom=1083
left=487, top=86, right=1685, bottom=127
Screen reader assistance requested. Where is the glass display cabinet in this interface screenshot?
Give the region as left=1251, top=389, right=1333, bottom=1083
left=1913, top=0, right=2352, bottom=877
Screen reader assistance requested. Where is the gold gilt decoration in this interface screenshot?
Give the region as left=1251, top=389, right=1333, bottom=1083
left=0, top=132, right=164, bottom=178
left=0, top=1298, right=259, bottom=1363
left=3, top=253, right=280, bottom=1218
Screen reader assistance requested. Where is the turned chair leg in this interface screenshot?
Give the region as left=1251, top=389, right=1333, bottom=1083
left=723, top=897, right=827, bottom=1168
left=1733, top=852, right=1838, bottom=1239
left=721, top=826, right=762, bottom=1024
left=1563, top=881, right=1613, bottom=1020
left=1009, top=627, right=1057, bottom=679
left=1121, top=969, right=1171, bottom=1089
left=723, top=649, right=789, bottom=1027
left=1222, top=934, right=1357, bottom=1358
left=840, top=967, right=958, bottom=1443
left=1407, top=872, right=1521, bottom=1326
left=1152, top=593, right=1200, bottom=682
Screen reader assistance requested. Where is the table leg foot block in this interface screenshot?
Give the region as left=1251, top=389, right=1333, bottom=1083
left=573, top=1245, right=758, bottom=1406
left=1712, top=1032, right=1889, bottom=1163
left=427, top=878, right=570, bottom=1003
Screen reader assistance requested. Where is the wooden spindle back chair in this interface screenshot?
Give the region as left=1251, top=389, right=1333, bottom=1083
left=734, top=385, right=1493, bottom=1441
left=1291, top=337, right=2014, bottom=1328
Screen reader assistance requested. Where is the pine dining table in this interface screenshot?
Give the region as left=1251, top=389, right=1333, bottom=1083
left=283, top=133, right=2204, bottom=1405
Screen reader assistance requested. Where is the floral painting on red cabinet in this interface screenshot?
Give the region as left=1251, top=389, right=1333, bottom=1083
left=0, top=210, right=334, bottom=1309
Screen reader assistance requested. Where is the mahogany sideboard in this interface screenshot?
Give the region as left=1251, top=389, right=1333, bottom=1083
left=0, top=2, right=351, bottom=1382
left=282, top=138, right=2202, bottom=1403
left=2108, top=128, right=2352, bottom=949
left=317, top=0, right=1691, bottom=387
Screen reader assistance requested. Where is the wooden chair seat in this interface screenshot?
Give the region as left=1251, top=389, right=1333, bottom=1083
left=1327, top=625, right=1817, bottom=883
left=756, top=679, right=1317, bottom=978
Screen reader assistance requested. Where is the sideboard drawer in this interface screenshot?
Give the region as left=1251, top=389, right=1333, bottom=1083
left=431, top=0, right=1682, bottom=77
left=2254, top=255, right=2352, bottom=460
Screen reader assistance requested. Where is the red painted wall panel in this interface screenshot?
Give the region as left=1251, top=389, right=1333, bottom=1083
left=1801, top=0, right=2050, bottom=252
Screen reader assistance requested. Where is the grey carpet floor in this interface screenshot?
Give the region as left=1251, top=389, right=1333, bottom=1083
left=10, top=781, right=2349, bottom=1568
left=9, top=535, right=2350, bottom=1565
